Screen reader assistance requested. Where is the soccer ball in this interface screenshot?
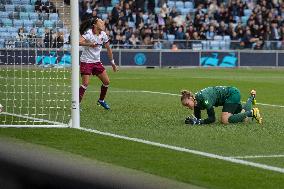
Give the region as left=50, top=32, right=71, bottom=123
left=0, top=104, right=3, bottom=113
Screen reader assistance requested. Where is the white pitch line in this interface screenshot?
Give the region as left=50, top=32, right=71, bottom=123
left=0, top=112, right=67, bottom=127
left=77, top=127, right=284, bottom=174
left=89, top=90, right=284, bottom=108
left=229, top=155, right=284, bottom=159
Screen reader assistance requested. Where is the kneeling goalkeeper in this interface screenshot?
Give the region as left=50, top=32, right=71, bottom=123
left=181, top=86, right=262, bottom=125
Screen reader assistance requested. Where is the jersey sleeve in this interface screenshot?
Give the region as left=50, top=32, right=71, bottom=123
left=102, top=31, right=109, bottom=44
left=82, top=30, right=90, bottom=41
left=202, top=107, right=216, bottom=124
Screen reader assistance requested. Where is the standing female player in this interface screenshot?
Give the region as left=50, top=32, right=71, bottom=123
left=181, top=86, right=262, bottom=125
left=79, top=17, right=118, bottom=110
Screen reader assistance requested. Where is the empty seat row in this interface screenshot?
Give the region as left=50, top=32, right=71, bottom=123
left=0, top=11, right=59, bottom=21
left=0, top=4, right=35, bottom=12
left=0, top=18, right=64, bottom=28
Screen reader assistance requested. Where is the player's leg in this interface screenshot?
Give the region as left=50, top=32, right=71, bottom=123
left=242, top=89, right=256, bottom=111
left=221, top=103, right=249, bottom=124
left=79, top=74, right=90, bottom=102
left=79, top=63, right=92, bottom=103
left=96, top=69, right=110, bottom=110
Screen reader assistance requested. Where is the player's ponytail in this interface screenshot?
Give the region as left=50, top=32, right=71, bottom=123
left=79, top=17, right=99, bottom=35
left=181, top=90, right=194, bottom=101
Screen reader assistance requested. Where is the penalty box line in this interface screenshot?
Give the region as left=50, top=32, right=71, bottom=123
left=77, top=127, right=284, bottom=174
left=89, top=90, right=284, bottom=108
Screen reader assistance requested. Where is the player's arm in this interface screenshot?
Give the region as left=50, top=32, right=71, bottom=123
left=189, top=106, right=215, bottom=125
left=104, top=41, right=118, bottom=72
left=79, top=35, right=97, bottom=47
left=202, top=107, right=216, bottom=124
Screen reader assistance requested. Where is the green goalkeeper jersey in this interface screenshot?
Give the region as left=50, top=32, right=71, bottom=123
left=195, top=86, right=232, bottom=110
left=194, top=86, right=241, bottom=124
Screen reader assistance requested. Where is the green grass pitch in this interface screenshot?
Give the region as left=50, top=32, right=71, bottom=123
left=1, top=67, right=284, bottom=189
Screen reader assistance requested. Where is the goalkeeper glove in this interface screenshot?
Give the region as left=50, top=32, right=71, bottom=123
left=185, top=116, right=202, bottom=125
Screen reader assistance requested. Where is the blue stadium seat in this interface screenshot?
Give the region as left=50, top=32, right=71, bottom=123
left=101, top=13, right=108, bottom=20
left=13, top=19, right=23, bottom=27
left=49, top=13, right=58, bottom=21
left=34, top=20, right=43, bottom=27
left=37, top=27, right=45, bottom=37
left=39, top=12, right=48, bottom=20
left=24, top=5, right=35, bottom=12
left=128, top=21, right=135, bottom=28
left=0, top=5, right=5, bottom=12
left=213, top=35, right=223, bottom=41
left=0, top=38, right=5, bottom=48
left=30, top=0, right=36, bottom=4
left=0, top=27, right=8, bottom=32
left=180, top=8, right=191, bottom=15
left=175, top=1, right=184, bottom=9
left=142, top=14, right=148, bottom=23
left=241, top=16, right=249, bottom=24
left=2, top=18, right=13, bottom=27
left=0, top=32, right=10, bottom=39
left=210, top=40, right=220, bottom=50
left=20, top=12, right=29, bottom=19
left=44, top=20, right=54, bottom=28
left=167, top=34, right=175, bottom=42
left=21, top=0, right=31, bottom=5
left=11, top=0, right=21, bottom=5
left=201, top=40, right=209, bottom=50
left=5, top=4, right=15, bottom=12
left=10, top=32, right=17, bottom=38
left=167, top=1, right=175, bottom=9
left=54, top=20, right=64, bottom=28
left=184, top=2, right=193, bottom=9
left=220, top=41, right=226, bottom=50
left=0, top=11, right=9, bottom=19
left=244, top=9, right=252, bottom=16
left=23, top=19, right=34, bottom=27
left=9, top=12, right=20, bottom=19
left=7, top=26, right=18, bottom=33
left=223, top=35, right=231, bottom=41
left=106, top=6, right=113, bottom=13
left=29, top=12, right=39, bottom=20
left=15, top=5, right=25, bottom=12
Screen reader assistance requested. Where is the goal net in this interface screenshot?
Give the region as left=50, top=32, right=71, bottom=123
left=0, top=0, right=77, bottom=127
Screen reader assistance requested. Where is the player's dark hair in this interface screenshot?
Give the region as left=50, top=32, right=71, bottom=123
left=181, top=90, right=194, bottom=101
left=79, top=17, right=99, bottom=35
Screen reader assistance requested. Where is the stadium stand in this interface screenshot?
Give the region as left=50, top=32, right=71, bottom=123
left=0, top=0, right=283, bottom=50
left=0, top=0, right=69, bottom=48
left=77, top=0, right=284, bottom=50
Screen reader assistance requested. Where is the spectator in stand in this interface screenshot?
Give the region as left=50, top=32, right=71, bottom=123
left=269, top=20, right=281, bottom=49
left=122, top=2, right=134, bottom=22
left=16, top=27, right=26, bottom=42
left=44, top=28, right=53, bottom=48
left=53, top=31, right=64, bottom=48
left=240, top=28, right=259, bottom=49
left=206, top=25, right=216, bottom=40
left=27, top=28, right=37, bottom=47
left=42, top=1, right=57, bottom=13
left=111, top=3, right=121, bottom=25
left=129, top=34, right=140, bottom=48
left=35, top=0, right=43, bottom=12
left=135, top=0, right=145, bottom=12
left=208, top=0, right=219, bottom=18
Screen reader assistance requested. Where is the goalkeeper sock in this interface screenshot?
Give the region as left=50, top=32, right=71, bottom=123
left=228, top=110, right=253, bottom=123
left=228, top=112, right=248, bottom=123
left=99, top=84, right=109, bottom=101
left=79, top=85, right=87, bottom=103
left=242, top=96, right=253, bottom=112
